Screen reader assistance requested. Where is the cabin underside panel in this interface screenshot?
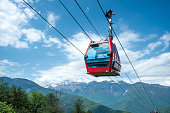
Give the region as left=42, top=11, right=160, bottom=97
left=87, top=71, right=120, bottom=77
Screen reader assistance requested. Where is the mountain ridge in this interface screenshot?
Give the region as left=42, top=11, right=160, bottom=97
left=0, top=77, right=129, bottom=113
left=46, top=80, right=170, bottom=113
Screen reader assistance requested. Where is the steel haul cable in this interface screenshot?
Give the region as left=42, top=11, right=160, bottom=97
left=23, top=0, right=84, bottom=55
left=74, top=0, right=103, bottom=40
left=58, top=0, right=153, bottom=110
left=120, top=68, right=155, bottom=108
left=23, top=0, right=152, bottom=111
left=119, top=74, right=153, bottom=110
left=58, top=0, right=92, bottom=41
left=57, top=1, right=151, bottom=111
left=108, top=76, right=148, bottom=112
left=96, top=0, right=156, bottom=110
left=73, top=1, right=153, bottom=109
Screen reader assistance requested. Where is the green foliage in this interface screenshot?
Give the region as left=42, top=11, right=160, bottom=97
left=0, top=78, right=64, bottom=113
left=0, top=78, right=31, bottom=112
left=71, top=98, right=92, bottom=113
left=0, top=79, right=10, bottom=104
left=29, top=92, right=46, bottom=113
left=28, top=92, right=65, bottom=113
left=71, top=98, right=84, bottom=113
left=0, top=101, right=15, bottom=113
left=10, top=85, right=31, bottom=112
left=45, top=93, right=64, bottom=113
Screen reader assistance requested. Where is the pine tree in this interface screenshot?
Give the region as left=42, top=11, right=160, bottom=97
left=0, top=78, right=10, bottom=103
left=71, top=98, right=85, bottom=113
left=10, top=85, right=30, bottom=112
left=71, top=98, right=93, bottom=113
left=29, top=92, right=46, bottom=113
left=45, top=92, right=64, bottom=113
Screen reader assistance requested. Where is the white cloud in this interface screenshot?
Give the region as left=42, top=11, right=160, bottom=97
left=0, top=0, right=47, bottom=48
left=34, top=32, right=109, bottom=86
left=119, top=49, right=145, bottom=63
left=115, top=30, right=169, bottom=64
left=112, top=28, right=170, bottom=86
left=43, top=36, right=62, bottom=48
left=24, top=8, right=35, bottom=19
left=15, top=0, right=33, bottom=4
left=34, top=46, right=38, bottom=49
left=0, top=59, right=19, bottom=66
left=33, top=29, right=170, bottom=86
left=139, top=76, right=170, bottom=86
left=147, top=41, right=162, bottom=51
left=34, top=60, right=110, bottom=86
left=111, top=30, right=145, bottom=64
left=113, top=30, right=143, bottom=49
left=47, top=12, right=59, bottom=27
left=0, top=59, right=23, bottom=77
left=134, top=52, right=170, bottom=76
left=63, top=32, right=101, bottom=60
left=15, top=40, right=29, bottom=48
left=0, top=0, right=29, bottom=48
left=86, top=7, right=89, bottom=13
left=22, top=28, right=45, bottom=43
left=141, top=32, right=170, bottom=54
left=147, top=34, right=158, bottom=39
left=35, top=60, right=86, bottom=86
left=122, top=52, right=170, bottom=86
left=46, top=52, right=55, bottom=56
left=160, top=31, right=170, bottom=50
left=144, top=41, right=162, bottom=54
left=34, top=30, right=170, bottom=86
left=127, top=76, right=170, bottom=86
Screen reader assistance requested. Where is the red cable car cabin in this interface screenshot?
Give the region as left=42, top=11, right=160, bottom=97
left=84, top=37, right=121, bottom=77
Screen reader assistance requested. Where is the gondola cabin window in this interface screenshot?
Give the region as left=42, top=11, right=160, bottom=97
left=86, top=42, right=110, bottom=68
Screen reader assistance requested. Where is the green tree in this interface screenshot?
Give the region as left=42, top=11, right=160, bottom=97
left=0, top=79, right=67, bottom=113
left=45, top=93, right=64, bottom=113
left=71, top=98, right=85, bottom=113
left=10, top=85, right=30, bottom=112
left=29, top=92, right=46, bottom=113
left=0, top=101, right=15, bottom=113
left=0, top=78, right=10, bottom=103
left=71, top=98, right=93, bottom=113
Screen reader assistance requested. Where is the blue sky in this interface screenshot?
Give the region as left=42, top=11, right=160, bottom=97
left=0, top=0, right=169, bottom=86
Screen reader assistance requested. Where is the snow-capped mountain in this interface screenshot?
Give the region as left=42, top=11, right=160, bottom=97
left=46, top=80, right=170, bottom=113
left=47, top=80, right=131, bottom=94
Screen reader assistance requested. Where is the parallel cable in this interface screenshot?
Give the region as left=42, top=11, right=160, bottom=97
left=74, top=0, right=103, bottom=40
left=23, top=0, right=84, bottom=55
left=119, top=74, right=153, bottom=110
left=23, top=0, right=154, bottom=111
left=97, top=0, right=156, bottom=110
left=96, top=0, right=106, bottom=17
left=108, top=76, right=150, bottom=112
left=108, top=77, right=132, bottom=98
left=113, top=26, right=156, bottom=109
left=58, top=0, right=92, bottom=41
left=60, top=2, right=148, bottom=107
left=121, top=68, right=154, bottom=109
left=59, top=0, right=153, bottom=111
